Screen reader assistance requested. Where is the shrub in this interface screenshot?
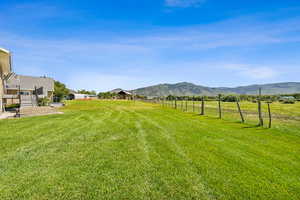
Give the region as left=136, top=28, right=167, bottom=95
left=222, top=95, right=238, bottom=102
left=38, top=97, right=50, bottom=106
left=5, top=104, right=20, bottom=110
left=279, top=96, right=296, bottom=104
left=282, top=99, right=295, bottom=104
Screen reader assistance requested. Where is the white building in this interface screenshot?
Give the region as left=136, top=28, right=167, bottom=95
left=69, top=93, right=97, bottom=100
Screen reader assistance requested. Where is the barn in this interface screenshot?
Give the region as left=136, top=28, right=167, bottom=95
left=118, top=90, right=133, bottom=100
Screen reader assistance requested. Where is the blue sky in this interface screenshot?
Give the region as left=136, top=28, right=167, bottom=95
left=1, top=0, right=300, bottom=91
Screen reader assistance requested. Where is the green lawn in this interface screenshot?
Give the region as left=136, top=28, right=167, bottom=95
left=0, top=100, right=300, bottom=200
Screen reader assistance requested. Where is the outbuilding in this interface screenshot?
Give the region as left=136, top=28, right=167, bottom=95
left=69, top=93, right=97, bottom=100
left=118, top=90, right=132, bottom=100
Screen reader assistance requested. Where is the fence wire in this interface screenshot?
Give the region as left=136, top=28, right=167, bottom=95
left=145, top=99, right=300, bottom=128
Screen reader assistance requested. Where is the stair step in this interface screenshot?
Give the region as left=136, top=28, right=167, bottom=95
left=20, top=94, right=38, bottom=108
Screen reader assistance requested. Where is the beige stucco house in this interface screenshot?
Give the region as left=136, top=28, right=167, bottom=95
left=4, top=74, right=54, bottom=105
left=0, top=48, right=12, bottom=112
left=0, top=47, right=54, bottom=111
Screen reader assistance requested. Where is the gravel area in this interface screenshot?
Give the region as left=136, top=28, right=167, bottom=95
left=19, top=106, right=63, bottom=117
left=0, top=112, right=16, bottom=119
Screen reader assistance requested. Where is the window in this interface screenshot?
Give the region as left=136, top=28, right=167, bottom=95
left=19, top=91, right=30, bottom=95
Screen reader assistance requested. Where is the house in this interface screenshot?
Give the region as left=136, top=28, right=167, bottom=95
left=0, top=48, right=12, bottom=112
left=4, top=73, right=54, bottom=106
left=0, top=47, right=54, bottom=110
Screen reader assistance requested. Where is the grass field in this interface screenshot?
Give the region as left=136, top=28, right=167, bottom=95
left=0, top=100, right=300, bottom=199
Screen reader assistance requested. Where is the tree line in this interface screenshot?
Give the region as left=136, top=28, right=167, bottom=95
left=54, top=81, right=147, bottom=102
left=53, top=80, right=300, bottom=103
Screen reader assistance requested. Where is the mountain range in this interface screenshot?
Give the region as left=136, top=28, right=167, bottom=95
left=114, top=82, right=300, bottom=96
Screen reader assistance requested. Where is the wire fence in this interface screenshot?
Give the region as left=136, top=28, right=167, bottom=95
left=143, top=99, right=300, bottom=128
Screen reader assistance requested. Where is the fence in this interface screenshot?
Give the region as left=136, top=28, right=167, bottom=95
left=145, top=97, right=300, bottom=128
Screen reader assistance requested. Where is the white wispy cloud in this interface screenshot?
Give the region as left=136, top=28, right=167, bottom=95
left=165, top=0, right=206, bottom=8
left=224, top=64, right=279, bottom=80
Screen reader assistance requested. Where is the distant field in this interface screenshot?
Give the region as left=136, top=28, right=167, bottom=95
left=0, top=100, right=300, bottom=199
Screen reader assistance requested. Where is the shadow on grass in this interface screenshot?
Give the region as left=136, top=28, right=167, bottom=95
left=242, top=124, right=261, bottom=129
left=177, top=110, right=271, bottom=130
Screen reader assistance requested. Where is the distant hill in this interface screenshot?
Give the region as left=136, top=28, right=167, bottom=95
left=128, top=82, right=300, bottom=96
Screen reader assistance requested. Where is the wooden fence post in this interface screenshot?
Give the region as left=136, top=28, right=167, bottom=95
left=236, top=99, right=245, bottom=123
left=201, top=97, right=205, bottom=115
left=258, top=88, right=264, bottom=126
left=192, top=96, right=195, bottom=113
left=181, top=99, right=183, bottom=111
left=268, top=102, right=272, bottom=128
left=218, top=94, right=222, bottom=119
left=175, top=98, right=177, bottom=109
left=185, top=99, right=188, bottom=112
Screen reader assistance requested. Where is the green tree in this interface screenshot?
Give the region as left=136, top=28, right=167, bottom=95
left=98, top=92, right=119, bottom=99
left=54, top=81, right=70, bottom=102
left=222, top=95, right=238, bottom=102
left=77, top=89, right=96, bottom=95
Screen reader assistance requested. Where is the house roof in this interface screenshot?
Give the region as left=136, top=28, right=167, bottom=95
left=5, top=74, right=54, bottom=91
left=118, top=90, right=132, bottom=95
left=0, top=48, right=10, bottom=54
left=0, top=47, right=12, bottom=76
